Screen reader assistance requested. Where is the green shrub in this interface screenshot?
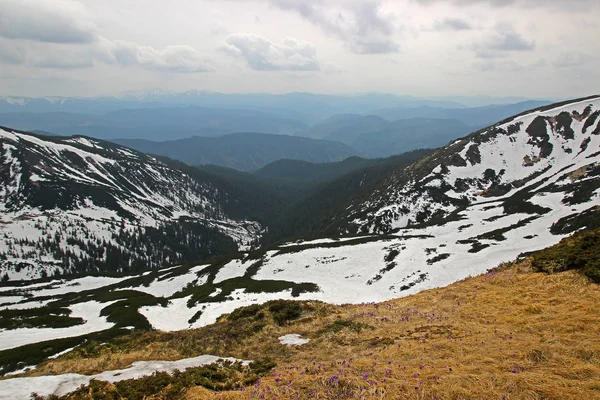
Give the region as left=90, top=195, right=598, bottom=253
left=0, top=306, right=84, bottom=330
left=532, top=228, right=600, bottom=283
left=227, top=303, right=264, bottom=321
left=267, top=300, right=303, bottom=326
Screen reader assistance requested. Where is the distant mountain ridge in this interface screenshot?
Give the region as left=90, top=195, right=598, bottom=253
left=0, top=107, right=307, bottom=141
left=0, top=91, right=465, bottom=121
left=299, top=101, right=552, bottom=158
left=371, top=100, right=551, bottom=127
left=112, top=133, right=359, bottom=171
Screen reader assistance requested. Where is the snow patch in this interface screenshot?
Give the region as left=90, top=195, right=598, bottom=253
left=279, top=334, right=309, bottom=346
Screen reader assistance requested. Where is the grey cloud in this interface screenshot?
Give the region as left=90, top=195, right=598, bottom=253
left=0, top=0, right=212, bottom=73
left=0, top=39, right=25, bottom=65
left=432, top=18, right=473, bottom=31
left=415, top=0, right=515, bottom=5
left=269, top=0, right=399, bottom=54
left=224, top=33, right=320, bottom=71
left=31, top=57, right=94, bottom=70
left=351, top=40, right=398, bottom=55
left=472, top=57, right=545, bottom=72
left=553, top=52, right=595, bottom=68
left=414, top=0, right=596, bottom=9
left=488, top=31, right=535, bottom=51
left=0, top=37, right=212, bottom=73
left=469, top=25, right=535, bottom=59
left=322, top=61, right=344, bottom=75
left=0, top=0, right=97, bottom=44
left=0, top=38, right=95, bottom=69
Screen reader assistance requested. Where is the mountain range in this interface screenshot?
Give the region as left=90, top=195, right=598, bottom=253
left=0, top=91, right=467, bottom=123
left=0, top=95, right=599, bottom=399
left=0, top=93, right=557, bottom=167
left=0, top=107, right=307, bottom=141
left=113, top=133, right=358, bottom=171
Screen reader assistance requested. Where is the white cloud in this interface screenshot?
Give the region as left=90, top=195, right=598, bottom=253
left=102, top=40, right=212, bottom=73
left=0, top=0, right=599, bottom=98
left=323, top=61, right=344, bottom=75
left=224, top=33, right=320, bottom=71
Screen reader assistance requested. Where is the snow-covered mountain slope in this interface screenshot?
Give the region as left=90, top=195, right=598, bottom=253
left=2, top=96, right=600, bottom=361
left=0, top=127, right=261, bottom=279
left=343, top=95, right=600, bottom=233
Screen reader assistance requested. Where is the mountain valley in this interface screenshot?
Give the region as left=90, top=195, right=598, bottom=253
left=0, top=95, right=599, bottom=400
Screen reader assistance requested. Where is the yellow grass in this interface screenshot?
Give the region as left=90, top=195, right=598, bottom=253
left=33, top=261, right=600, bottom=399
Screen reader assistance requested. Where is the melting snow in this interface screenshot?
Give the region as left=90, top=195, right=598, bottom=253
left=0, top=355, right=250, bottom=400
left=0, top=301, right=115, bottom=351
left=279, top=334, right=310, bottom=346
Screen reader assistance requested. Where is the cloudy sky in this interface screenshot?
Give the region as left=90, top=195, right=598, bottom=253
left=0, top=0, right=598, bottom=98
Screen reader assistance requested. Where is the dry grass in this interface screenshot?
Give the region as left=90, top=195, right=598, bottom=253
left=32, top=261, right=600, bottom=399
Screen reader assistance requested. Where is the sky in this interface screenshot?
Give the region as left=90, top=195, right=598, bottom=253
left=0, top=0, right=598, bottom=98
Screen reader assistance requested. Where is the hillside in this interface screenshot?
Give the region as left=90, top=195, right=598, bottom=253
left=113, top=133, right=359, bottom=171
left=253, top=156, right=379, bottom=183
left=0, top=127, right=265, bottom=279
left=340, top=95, right=600, bottom=234
left=1, top=228, right=599, bottom=399
left=302, top=114, right=389, bottom=143
left=352, top=118, right=472, bottom=158
left=262, top=149, right=434, bottom=242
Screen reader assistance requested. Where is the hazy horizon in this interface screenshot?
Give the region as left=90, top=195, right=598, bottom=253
left=0, top=88, right=559, bottom=102
left=0, top=0, right=598, bottom=99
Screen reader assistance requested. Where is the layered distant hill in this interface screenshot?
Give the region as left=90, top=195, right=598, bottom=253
left=0, top=107, right=307, bottom=141
left=113, top=133, right=359, bottom=171
left=370, top=100, right=552, bottom=126
left=299, top=100, right=552, bottom=158
left=0, top=92, right=556, bottom=165
left=0, top=91, right=466, bottom=123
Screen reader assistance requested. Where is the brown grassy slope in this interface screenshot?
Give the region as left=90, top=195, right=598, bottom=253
left=185, top=262, right=600, bottom=400
left=36, top=262, right=600, bottom=400
left=30, top=229, right=600, bottom=400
